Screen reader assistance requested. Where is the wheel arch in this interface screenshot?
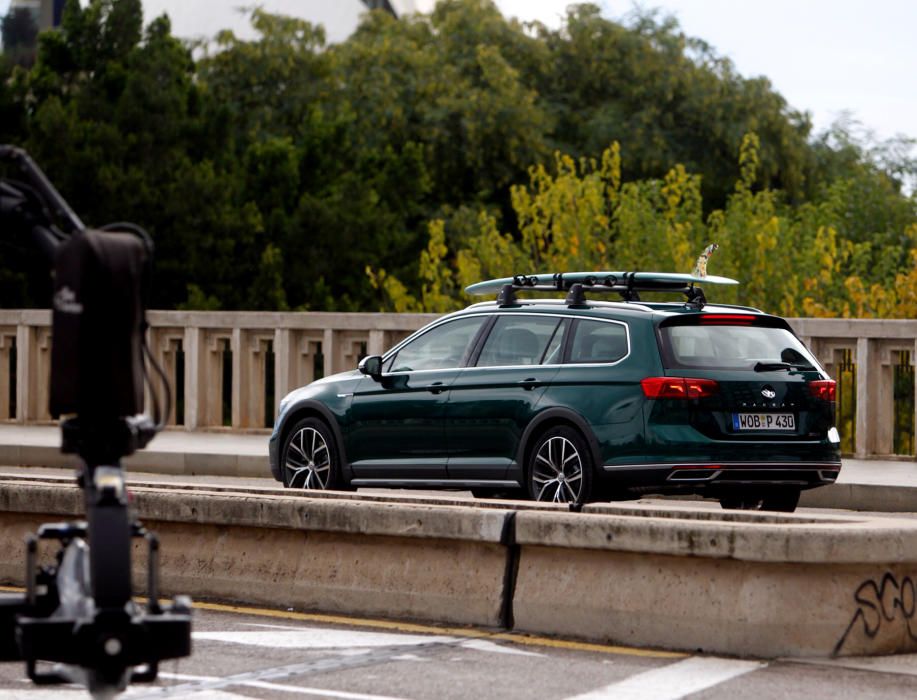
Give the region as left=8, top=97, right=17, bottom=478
left=516, top=408, right=603, bottom=482
left=278, top=400, right=352, bottom=482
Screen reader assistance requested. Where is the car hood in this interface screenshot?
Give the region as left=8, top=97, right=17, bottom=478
left=279, top=369, right=362, bottom=409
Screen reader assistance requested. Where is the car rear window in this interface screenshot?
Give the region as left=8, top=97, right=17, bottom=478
left=659, top=324, right=820, bottom=370
left=568, top=320, right=629, bottom=364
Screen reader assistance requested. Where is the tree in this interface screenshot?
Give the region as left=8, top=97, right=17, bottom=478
left=2, top=7, right=39, bottom=66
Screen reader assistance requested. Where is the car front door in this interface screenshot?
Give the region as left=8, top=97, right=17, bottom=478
left=346, top=315, right=488, bottom=483
left=444, top=314, right=566, bottom=481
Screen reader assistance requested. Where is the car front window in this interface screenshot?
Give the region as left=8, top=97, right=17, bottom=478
left=388, top=316, right=486, bottom=372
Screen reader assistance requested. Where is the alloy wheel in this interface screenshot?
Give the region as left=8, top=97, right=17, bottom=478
left=285, top=426, right=331, bottom=489
left=532, top=436, right=583, bottom=503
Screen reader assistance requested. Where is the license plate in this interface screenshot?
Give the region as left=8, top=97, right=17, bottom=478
left=732, top=413, right=795, bottom=431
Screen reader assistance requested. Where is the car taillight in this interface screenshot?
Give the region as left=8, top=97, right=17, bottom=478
left=641, top=377, right=719, bottom=399
left=809, top=380, right=836, bottom=401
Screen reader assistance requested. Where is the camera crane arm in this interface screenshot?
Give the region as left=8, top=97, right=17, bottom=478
left=0, top=144, right=82, bottom=255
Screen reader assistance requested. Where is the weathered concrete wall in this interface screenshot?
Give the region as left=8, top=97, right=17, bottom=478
left=513, top=504, right=917, bottom=657
left=2, top=481, right=917, bottom=658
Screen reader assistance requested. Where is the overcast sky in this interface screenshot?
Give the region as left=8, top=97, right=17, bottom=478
left=3, top=0, right=914, bottom=143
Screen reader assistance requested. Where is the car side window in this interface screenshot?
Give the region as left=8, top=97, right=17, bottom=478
left=476, top=316, right=564, bottom=367
left=568, top=319, right=628, bottom=364
left=388, top=316, right=486, bottom=372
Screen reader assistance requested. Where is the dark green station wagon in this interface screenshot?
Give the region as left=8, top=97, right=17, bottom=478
left=269, top=271, right=841, bottom=511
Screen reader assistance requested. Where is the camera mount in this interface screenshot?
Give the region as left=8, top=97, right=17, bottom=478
left=0, top=146, right=193, bottom=697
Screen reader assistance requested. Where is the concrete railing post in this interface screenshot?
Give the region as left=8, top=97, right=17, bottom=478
left=183, top=327, right=203, bottom=430
left=855, top=337, right=876, bottom=457
left=232, top=330, right=273, bottom=429
left=0, top=328, right=16, bottom=421
left=149, top=328, right=184, bottom=426
left=322, top=329, right=334, bottom=378
left=15, top=323, right=50, bottom=423
left=274, top=328, right=293, bottom=409
left=207, top=332, right=231, bottom=427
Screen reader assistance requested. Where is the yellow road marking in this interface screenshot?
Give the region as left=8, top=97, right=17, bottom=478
left=0, top=585, right=683, bottom=659
left=190, top=600, right=685, bottom=659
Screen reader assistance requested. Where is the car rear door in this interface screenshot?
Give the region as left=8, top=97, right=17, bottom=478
left=444, top=313, right=565, bottom=481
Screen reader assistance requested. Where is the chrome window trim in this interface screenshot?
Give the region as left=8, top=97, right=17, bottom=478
left=383, top=311, right=631, bottom=372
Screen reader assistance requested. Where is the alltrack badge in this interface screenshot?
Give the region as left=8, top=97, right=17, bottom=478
left=761, top=386, right=777, bottom=399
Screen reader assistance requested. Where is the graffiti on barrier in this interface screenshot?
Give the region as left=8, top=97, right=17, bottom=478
left=834, top=572, right=917, bottom=656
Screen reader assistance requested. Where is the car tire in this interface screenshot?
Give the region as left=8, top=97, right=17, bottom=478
left=761, top=488, right=801, bottom=512
left=281, top=417, right=343, bottom=490
left=527, top=426, right=593, bottom=504
left=719, top=488, right=800, bottom=513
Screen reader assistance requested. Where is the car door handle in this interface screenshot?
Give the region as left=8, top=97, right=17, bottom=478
left=518, top=378, right=539, bottom=390
left=426, top=381, right=447, bottom=394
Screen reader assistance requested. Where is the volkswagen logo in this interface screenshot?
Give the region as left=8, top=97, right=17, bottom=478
left=761, top=386, right=777, bottom=399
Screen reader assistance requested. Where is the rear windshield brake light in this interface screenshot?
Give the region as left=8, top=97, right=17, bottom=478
left=809, top=379, right=836, bottom=401
left=641, top=377, right=719, bottom=399
left=699, top=314, right=756, bottom=325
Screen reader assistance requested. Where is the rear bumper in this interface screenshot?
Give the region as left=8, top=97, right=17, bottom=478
left=602, top=460, right=842, bottom=493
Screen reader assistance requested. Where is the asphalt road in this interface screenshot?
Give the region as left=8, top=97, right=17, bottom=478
left=1, top=603, right=917, bottom=699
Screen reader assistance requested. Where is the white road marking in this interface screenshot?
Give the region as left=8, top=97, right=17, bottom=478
left=157, top=692, right=245, bottom=699
left=789, top=653, right=917, bottom=677
left=193, top=628, right=457, bottom=649
left=217, top=623, right=541, bottom=657
left=459, top=639, right=544, bottom=657
left=2, top=692, right=84, bottom=699
left=159, top=671, right=414, bottom=699
left=563, top=656, right=766, bottom=700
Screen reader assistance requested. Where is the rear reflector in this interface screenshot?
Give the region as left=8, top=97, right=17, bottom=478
left=809, top=379, right=837, bottom=401
left=641, top=377, right=719, bottom=399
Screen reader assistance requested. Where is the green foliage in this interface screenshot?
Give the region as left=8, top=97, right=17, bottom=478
left=0, top=0, right=914, bottom=318
left=1, top=7, right=38, bottom=66
left=373, top=134, right=917, bottom=318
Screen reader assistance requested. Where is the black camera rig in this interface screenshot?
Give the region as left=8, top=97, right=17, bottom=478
left=0, top=145, right=192, bottom=696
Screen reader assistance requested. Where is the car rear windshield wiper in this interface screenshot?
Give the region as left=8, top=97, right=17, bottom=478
left=753, top=361, right=813, bottom=372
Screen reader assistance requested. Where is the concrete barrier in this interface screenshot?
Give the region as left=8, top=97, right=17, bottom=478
left=2, top=481, right=917, bottom=658
left=0, top=480, right=519, bottom=628
left=513, top=502, right=917, bottom=657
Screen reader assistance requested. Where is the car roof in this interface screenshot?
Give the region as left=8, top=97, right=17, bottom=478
left=454, top=298, right=768, bottom=322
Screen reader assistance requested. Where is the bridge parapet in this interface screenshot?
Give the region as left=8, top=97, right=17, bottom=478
left=0, top=311, right=913, bottom=457
left=0, top=310, right=438, bottom=431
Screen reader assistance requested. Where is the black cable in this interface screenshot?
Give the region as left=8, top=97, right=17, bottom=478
left=99, top=221, right=170, bottom=432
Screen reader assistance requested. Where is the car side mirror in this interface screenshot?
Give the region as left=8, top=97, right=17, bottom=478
left=358, top=354, right=383, bottom=380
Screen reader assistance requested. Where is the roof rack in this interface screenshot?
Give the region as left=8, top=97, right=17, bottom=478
left=466, top=271, right=739, bottom=310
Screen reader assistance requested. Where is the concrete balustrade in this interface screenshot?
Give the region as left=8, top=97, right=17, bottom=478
left=791, top=318, right=917, bottom=457
left=0, top=311, right=914, bottom=456
left=0, top=310, right=438, bottom=431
